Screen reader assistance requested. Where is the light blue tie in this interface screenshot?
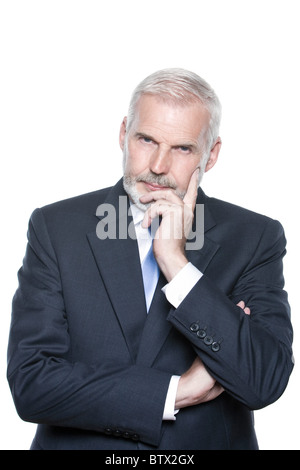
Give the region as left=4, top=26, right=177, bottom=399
left=141, top=236, right=160, bottom=312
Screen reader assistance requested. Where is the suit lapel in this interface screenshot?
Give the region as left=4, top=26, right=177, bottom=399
left=86, top=180, right=147, bottom=361
left=187, top=187, right=220, bottom=270
left=187, top=236, right=220, bottom=273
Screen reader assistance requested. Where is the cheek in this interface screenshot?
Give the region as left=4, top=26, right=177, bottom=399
left=176, top=176, right=191, bottom=194
left=172, top=160, right=198, bottom=191
left=125, top=143, right=150, bottom=175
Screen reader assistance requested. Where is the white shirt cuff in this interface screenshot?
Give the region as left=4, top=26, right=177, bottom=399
left=163, top=375, right=181, bottom=420
left=162, top=262, right=203, bottom=308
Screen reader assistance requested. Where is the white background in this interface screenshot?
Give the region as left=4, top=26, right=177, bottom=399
left=0, top=0, right=299, bottom=450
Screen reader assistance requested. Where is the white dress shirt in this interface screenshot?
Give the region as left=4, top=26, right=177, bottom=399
left=130, top=203, right=203, bottom=420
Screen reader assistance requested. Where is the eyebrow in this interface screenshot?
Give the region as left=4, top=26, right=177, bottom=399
left=134, top=132, right=155, bottom=141
left=134, top=132, right=199, bottom=151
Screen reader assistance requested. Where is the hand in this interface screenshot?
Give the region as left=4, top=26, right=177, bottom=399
left=175, top=356, right=224, bottom=409
left=139, top=169, right=199, bottom=282
left=237, top=300, right=251, bottom=315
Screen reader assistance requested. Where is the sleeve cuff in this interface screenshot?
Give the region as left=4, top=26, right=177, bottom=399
left=162, top=262, right=203, bottom=308
left=162, top=375, right=181, bottom=421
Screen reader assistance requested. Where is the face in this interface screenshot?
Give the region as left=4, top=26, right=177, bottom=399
left=120, top=94, right=220, bottom=209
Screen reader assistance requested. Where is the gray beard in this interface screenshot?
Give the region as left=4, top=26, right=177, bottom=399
left=123, top=175, right=149, bottom=211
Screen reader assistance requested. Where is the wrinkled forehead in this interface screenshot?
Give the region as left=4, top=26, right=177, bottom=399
left=130, top=94, right=210, bottom=143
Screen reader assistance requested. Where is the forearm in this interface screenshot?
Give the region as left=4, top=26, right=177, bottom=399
left=8, top=348, right=171, bottom=446
left=167, top=274, right=293, bottom=409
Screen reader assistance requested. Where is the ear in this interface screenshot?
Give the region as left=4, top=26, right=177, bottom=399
left=119, top=117, right=127, bottom=150
left=205, top=137, right=222, bottom=173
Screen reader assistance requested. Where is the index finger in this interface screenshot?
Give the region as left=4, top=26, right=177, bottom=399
left=183, top=168, right=200, bottom=209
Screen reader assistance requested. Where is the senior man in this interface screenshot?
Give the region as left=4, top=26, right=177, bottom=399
left=7, top=68, right=293, bottom=450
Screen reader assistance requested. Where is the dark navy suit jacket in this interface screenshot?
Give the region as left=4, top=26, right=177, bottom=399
left=7, top=179, right=293, bottom=450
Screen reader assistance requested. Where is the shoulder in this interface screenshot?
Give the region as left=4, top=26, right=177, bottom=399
left=29, top=185, right=115, bottom=239
left=41, top=186, right=113, bottom=216
left=203, top=192, right=285, bottom=245
left=207, top=193, right=281, bottom=226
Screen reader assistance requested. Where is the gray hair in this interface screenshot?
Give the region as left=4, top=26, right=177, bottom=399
left=126, top=68, right=222, bottom=153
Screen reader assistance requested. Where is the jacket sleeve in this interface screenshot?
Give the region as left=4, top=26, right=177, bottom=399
left=7, top=208, right=171, bottom=447
left=167, top=218, right=294, bottom=410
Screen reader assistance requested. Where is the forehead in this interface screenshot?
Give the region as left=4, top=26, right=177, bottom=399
left=132, top=94, right=210, bottom=143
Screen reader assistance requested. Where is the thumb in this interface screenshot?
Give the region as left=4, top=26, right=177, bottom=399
left=183, top=168, right=200, bottom=210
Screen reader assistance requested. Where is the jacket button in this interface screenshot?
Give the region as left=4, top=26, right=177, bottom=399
left=197, top=329, right=206, bottom=339
left=190, top=323, right=199, bottom=332
left=132, top=433, right=139, bottom=441
left=104, top=428, right=112, bottom=435
left=113, top=429, right=122, bottom=437
left=204, top=335, right=213, bottom=345
left=212, top=342, right=220, bottom=352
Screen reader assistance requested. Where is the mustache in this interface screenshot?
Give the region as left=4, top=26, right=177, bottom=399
left=135, top=172, right=177, bottom=190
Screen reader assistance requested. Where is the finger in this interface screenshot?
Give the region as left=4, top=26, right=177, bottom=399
left=202, top=383, right=224, bottom=403
left=237, top=300, right=245, bottom=309
left=141, top=201, right=174, bottom=229
left=183, top=168, right=200, bottom=209
left=237, top=300, right=251, bottom=315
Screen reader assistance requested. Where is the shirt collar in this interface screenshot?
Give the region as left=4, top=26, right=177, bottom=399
left=130, top=201, right=146, bottom=226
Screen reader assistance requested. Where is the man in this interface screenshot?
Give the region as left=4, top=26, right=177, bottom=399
left=7, top=68, right=293, bottom=450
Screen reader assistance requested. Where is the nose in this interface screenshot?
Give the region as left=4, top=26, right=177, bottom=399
left=150, top=145, right=171, bottom=175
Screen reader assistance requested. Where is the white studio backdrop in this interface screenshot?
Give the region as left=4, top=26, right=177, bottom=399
left=0, top=0, right=299, bottom=450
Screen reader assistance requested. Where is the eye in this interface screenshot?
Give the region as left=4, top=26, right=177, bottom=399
left=142, top=137, right=153, bottom=144
left=177, top=146, right=192, bottom=153
left=137, top=134, right=154, bottom=144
